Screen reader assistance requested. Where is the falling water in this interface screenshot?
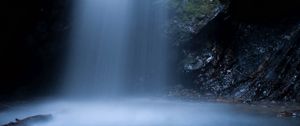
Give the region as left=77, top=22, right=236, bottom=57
left=63, top=0, right=169, bottom=97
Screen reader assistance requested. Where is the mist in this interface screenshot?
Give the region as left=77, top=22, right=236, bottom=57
left=62, top=0, right=169, bottom=98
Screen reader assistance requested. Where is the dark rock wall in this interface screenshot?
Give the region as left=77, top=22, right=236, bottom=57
left=2, top=0, right=72, bottom=100
left=174, top=0, right=300, bottom=102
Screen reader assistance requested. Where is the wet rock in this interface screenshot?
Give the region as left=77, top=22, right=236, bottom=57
left=173, top=0, right=300, bottom=102
left=2, top=114, right=52, bottom=126
left=167, top=0, right=224, bottom=44
left=182, top=50, right=216, bottom=72
left=277, top=111, right=297, bottom=118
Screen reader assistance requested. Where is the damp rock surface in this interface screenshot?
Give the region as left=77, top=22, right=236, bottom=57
left=2, top=114, right=52, bottom=126
left=172, top=0, right=300, bottom=102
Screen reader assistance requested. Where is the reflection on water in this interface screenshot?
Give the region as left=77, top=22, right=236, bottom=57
left=1, top=98, right=299, bottom=126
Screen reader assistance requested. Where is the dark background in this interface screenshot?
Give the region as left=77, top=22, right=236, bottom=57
left=2, top=0, right=72, bottom=100
left=230, top=0, right=300, bottom=22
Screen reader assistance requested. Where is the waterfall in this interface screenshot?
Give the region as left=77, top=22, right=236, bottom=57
left=63, top=0, right=169, bottom=97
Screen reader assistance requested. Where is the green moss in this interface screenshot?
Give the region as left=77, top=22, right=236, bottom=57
left=167, top=0, right=222, bottom=44
left=169, top=0, right=221, bottom=21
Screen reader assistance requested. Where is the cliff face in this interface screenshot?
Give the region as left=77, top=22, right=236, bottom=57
left=170, top=0, right=300, bottom=102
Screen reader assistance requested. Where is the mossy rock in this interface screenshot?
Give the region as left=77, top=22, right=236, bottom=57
left=167, top=0, right=223, bottom=44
